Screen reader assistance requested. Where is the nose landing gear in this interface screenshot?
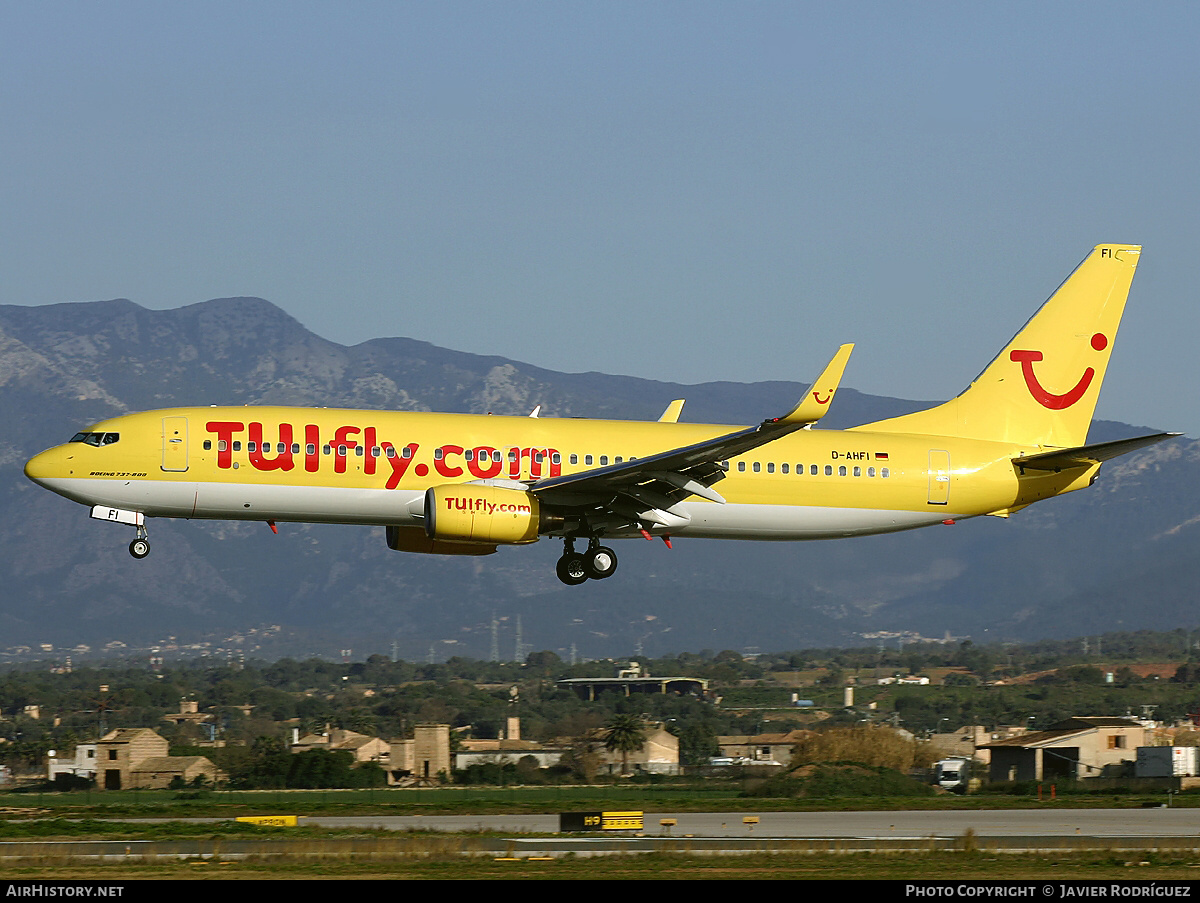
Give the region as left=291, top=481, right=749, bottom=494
left=128, top=524, right=150, bottom=559
left=556, top=538, right=618, bottom=585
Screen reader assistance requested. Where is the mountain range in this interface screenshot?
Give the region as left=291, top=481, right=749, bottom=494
left=1, top=297, right=1196, bottom=661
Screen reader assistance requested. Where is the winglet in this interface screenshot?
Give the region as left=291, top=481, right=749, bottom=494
left=658, top=399, right=685, bottom=423
left=777, top=344, right=854, bottom=425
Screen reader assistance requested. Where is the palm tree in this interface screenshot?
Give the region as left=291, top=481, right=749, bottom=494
left=602, top=714, right=647, bottom=777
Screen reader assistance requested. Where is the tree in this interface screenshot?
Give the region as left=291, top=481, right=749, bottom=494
left=676, top=722, right=720, bottom=765
left=602, top=714, right=646, bottom=776
left=560, top=738, right=601, bottom=783
left=789, top=725, right=930, bottom=771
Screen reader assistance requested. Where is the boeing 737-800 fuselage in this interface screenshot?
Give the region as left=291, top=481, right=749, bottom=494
left=24, top=245, right=1175, bottom=585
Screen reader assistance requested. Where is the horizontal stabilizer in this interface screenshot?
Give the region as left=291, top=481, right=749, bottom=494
left=778, top=344, right=854, bottom=425
left=1014, top=432, right=1180, bottom=472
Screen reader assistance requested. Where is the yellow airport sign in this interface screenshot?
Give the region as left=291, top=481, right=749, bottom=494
left=236, top=815, right=299, bottom=827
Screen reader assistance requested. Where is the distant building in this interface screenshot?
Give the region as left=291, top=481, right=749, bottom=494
left=559, top=662, right=709, bottom=701
left=981, top=717, right=1148, bottom=782
left=95, top=728, right=223, bottom=789
left=162, top=698, right=211, bottom=729
left=49, top=743, right=98, bottom=784
left=579, top=722, right=679, bottom=775
left=927, top=725, right=1027, bottom=766
left=291, top=728, right=390, bottom=765
left=717, top=730, right=809, bottom=766
left=390, top=724, right=451, bottom=783
left=455, top=739, right=567, bottom=769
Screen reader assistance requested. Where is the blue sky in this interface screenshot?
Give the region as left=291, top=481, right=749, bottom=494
left=3, top=2, right=1198, bottom=435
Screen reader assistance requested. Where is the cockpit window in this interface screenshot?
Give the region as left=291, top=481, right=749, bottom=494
left=69, top=432, right=119, bottom=447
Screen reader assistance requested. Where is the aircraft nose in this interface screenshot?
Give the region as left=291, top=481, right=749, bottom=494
left=24, top=446, right=70, bottom=486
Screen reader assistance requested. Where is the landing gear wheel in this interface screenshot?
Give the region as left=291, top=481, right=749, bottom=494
left=556, top=553, right=588, bottom=586
left=128, top=538, right=150, bottom=559
left=584, top=546, right=618, bottom=580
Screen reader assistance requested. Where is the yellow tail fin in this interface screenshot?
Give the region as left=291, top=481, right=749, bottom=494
left=860, top=244, right=1141, bottom=448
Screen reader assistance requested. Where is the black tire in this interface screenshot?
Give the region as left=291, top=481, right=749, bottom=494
left=129, top=539, right=150, bottom=559
left=584, top=546, right=618, bottom=579
left=556, top=553, right=589, bottom=586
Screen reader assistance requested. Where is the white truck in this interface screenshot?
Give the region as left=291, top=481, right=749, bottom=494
left=934, top=757, right=971, bottom=792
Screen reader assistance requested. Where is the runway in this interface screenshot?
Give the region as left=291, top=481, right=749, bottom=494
left=309, top=808, right=1200, bottom=839
left=293, top=807, right=1200, bottom=854
left=6, top=809, right=1200, bottom=860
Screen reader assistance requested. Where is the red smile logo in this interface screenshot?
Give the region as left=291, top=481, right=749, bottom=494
left=1010, top=333, right=1107, bottom=410
left=812, top=391, right=831, bottom=405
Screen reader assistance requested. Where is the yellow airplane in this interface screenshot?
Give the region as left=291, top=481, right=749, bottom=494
left=24, top=244, right=1175, bottom=586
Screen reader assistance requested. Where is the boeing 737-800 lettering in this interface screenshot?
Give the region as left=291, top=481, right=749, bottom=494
left=24, top=245, right=1175, bottom=585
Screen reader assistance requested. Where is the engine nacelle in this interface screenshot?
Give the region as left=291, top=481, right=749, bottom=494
left=424, top=484, right=541, bottom=545
left=385, top=525, right=496, bottom=556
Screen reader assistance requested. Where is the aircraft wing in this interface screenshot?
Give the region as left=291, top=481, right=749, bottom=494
left=1014, top=432, right=1180, bottom=472
left=530, top=345, right=853, bottom=529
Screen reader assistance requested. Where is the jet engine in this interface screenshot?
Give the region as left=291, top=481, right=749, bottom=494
left=424, top=484, right=547, bottom=544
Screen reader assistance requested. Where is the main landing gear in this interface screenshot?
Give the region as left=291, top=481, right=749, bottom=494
left=556, top=538, right=618, bottom=586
